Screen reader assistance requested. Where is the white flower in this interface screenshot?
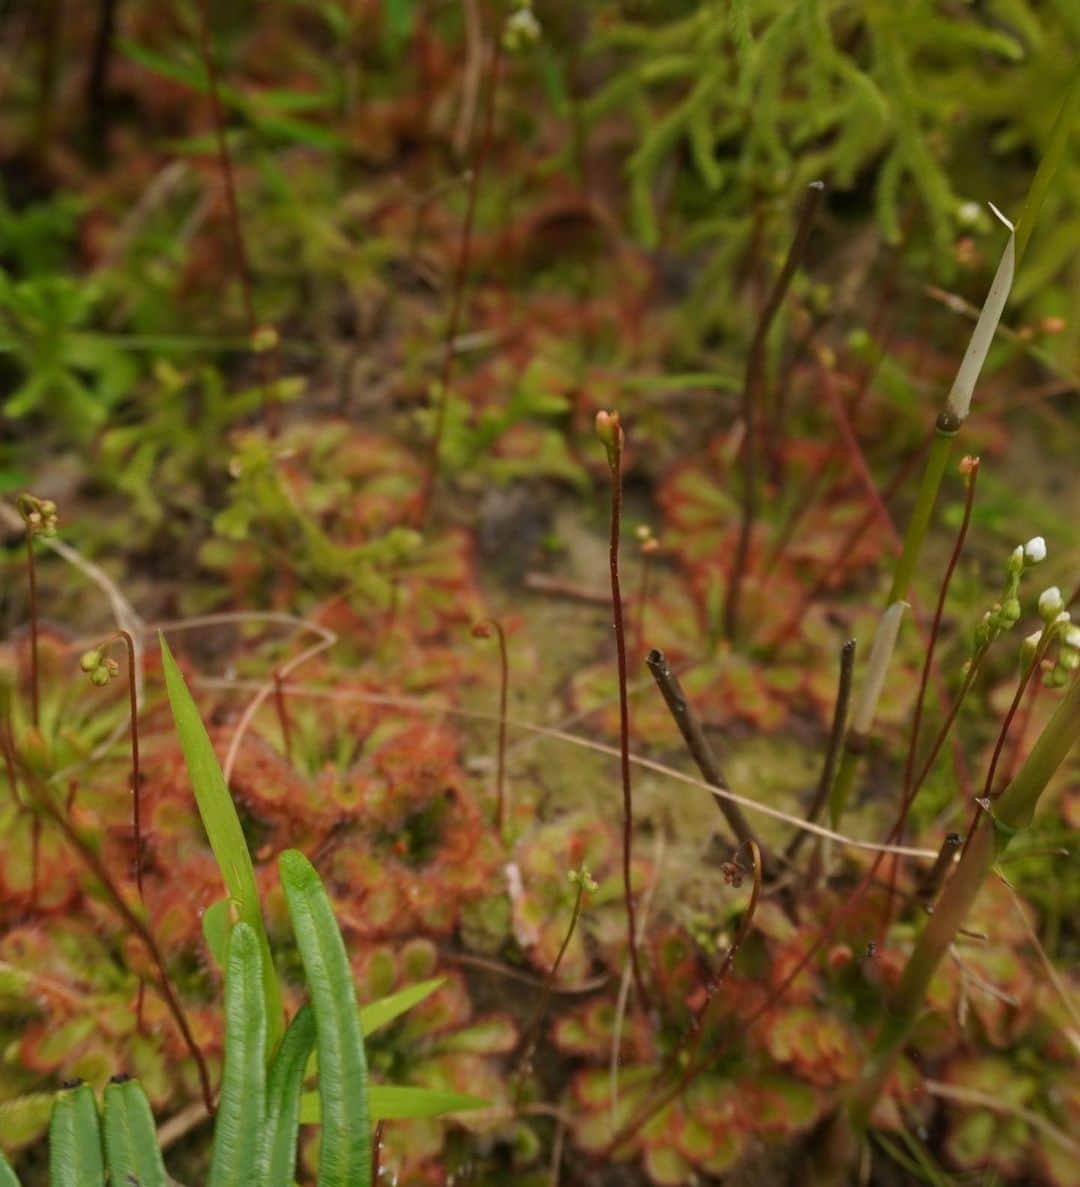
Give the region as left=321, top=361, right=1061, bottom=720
left=1020, top=630, right=1042, bottom=665
left=1065, top=625, right=1080, bottom=650
left=503, top=6, right=541, bottom=50
left=1023, top=536, right=1047, bottom=564
left=1038, top=586, right=1064, bottom=622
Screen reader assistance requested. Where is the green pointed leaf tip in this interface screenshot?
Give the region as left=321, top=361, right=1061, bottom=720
left=209, top=921, right=267, bottom=1187
left=0, top=1149, right=22, bottom=1187
left=359, top=978, right=445, bottom=1036
left=103, top=1079, right=167, bottom=1187
left=159, top=633, right=284, bottom=1049
left=299, top=1085, right=488, bottom=1125
left=48, top=1083, right=105, bottom=1187
left=279, top=849, right=370, bottom=1187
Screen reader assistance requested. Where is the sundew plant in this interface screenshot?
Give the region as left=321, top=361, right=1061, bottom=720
left=0, top=3, right=1078, bottom=1186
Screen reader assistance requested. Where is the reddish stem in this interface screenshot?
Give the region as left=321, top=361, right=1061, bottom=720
left=0, top=740, right=214, bottom=1112
left=604, top=420, right=651, bottom=1011
left=763, top=433, right=930, bottom=648
left=983, top=661, right=1039, bottom=802
left=1002, top=675, right=1042, bottom=784
left=272, top=668, right=293, bottom=764
left=417, top=5, right=503, bottom=526
left=26, top=533, right=40, bottom=729
left=194, top=0, right=280, bottom=430
left=683, top=840, right=761, bottom=1065
left=881, top=461, right=979, bottom=933
left=724, top=182, right=823, bottom=642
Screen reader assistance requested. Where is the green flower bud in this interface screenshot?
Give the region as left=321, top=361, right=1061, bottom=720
left=998, top=597, right=1021, bottom=628
left=80, top=649, right=103, bottom=673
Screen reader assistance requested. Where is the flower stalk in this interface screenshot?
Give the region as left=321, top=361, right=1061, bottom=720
left=597, top=410, right=651, bottom=1011
left=848, top=672, right=1080, bottom=1130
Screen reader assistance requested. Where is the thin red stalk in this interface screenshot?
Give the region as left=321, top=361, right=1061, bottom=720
left=0, top=732, right=213, bottom=1110
left=1002, top=675, right=1042, bottom=784
left=956, top=646, right=1056, bottom=869
left=763, top=433, right=929, bottom=648
left=26, top=533, right=40, bottom=728
left=684, top=841, right=761, bottom=1064
left=494, top=622, right=508, bottom=833
left=724, top=182, right=823, bottom=642
left=912, top=657, right=984, bottom=796
left=474, top=619, right=509, bottom=833
left=272, top=669, right=293, bottom=764
left=901, top=467, right=978, bottom=799
left=603, top=639, right=993, bottom=1152
left=516, top=874, right=588, bottom=1088
left=882, top=460, right=979, bottom=937
left=194, top=0, right=279, bottom=430
left=602, top=416, right=650, bottom=1011
left=52, top=785, right=211, bottom=1106
left=817, top=354, right=899, bottom=547
left=983, top=664, right=1039, bottom=801
left=417, top=6, right=503, bottom=527
left=196, top=0, right=254, bottom=331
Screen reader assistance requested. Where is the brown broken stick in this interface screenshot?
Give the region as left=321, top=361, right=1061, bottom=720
left=646, top=648, right=778, bottom=878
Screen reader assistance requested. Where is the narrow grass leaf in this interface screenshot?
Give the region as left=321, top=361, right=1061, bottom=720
left=257, top=1006, right=316, bottom=1187
left=298, top=1085, right=487, bottom=1125
left=279, top=850, right=370, bottom=1187
left=160, top=634, right=284, bottom=1050
left=360, top=979, right=444, bottom=1037
left=103, top=1079, right=167, bottom=1187
left=209, top=922, right=267, bottom=1187
left=0, top=1151, right=22, bottom=1187
left=48, top=1084, right=104, bottom=1187
left=202, top=897, right=231, bottom=971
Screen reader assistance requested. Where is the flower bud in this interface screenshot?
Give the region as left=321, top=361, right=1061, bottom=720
left=90, top=666, right=110, bottom=686
left=1020, top=631, right=1042, bottom=667
left=998, top=597, right=1021, bottom=627
left=80, top=649, right=103, bottom=673
left=251, top=324, right=279, bottom=354
left=1038, top=587, right=1064, bottom=622
left=1023, top=536, right=1046, bottom=564
left=1007, top=546, right=1024, bottom=577
left=594, top=410, right=623, bottom=468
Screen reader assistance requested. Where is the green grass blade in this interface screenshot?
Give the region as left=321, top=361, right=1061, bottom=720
left=303, top=978, right=448, bottom=1081
left=279, top=850, right=370, bottom=1187
left=48, top=1083, right=104, bottom=1187
left=208, top=922, right=268, bottom=1187
left=359, top=978, right=444, bottom=1037
left=257, top=1006, right=316, bottom=1187
left=103, top=1078, right=167, bottom=1187
left=1014, top=70, right=1080, bottom=268
left=160, top=633, right=284, bottom=1050
left=0, top=1150, right=22, bottom=1187
left=299, top=1085, right=487, bottom=1125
